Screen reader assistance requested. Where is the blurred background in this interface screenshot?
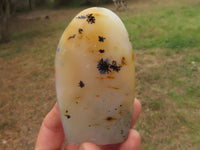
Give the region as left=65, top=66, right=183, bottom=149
left=0, top=0, right=200, bottom=149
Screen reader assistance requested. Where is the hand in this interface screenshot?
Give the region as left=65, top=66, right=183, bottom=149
left=35, top=98, right=141, bottom=150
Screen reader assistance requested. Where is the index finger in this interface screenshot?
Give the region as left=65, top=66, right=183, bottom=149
left=35, top=103, right=65, bottom=150
left=131, top=98, right=141, bottom=127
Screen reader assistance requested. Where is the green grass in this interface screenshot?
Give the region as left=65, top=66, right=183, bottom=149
left=0, top=0, right=200, bottom=149
left=122, top=2, right=200, bottom=50
left=0, top=51, right=13, bottom=57
left=119, top=1, right=200, bottom=149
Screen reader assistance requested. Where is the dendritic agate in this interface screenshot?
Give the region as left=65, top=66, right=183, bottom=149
left=55, top=7, right=135, bottom=145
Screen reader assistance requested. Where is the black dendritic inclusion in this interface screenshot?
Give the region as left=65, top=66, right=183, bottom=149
left=106, top=117, right=113, bottom=121
left=97, top=58, right=111, bottom=74
left=78, top=28, right=83, bottom=34
left=65, top=110, right=70, bottom=119
left=65, top=115, right=71, bottom=119
left=99, top=49, right=105, bottom=53
left=79, top=81, right=85, bottom=88
left=98, top=36, right=106, bottom=42
left=87, top=14, right=95, bottom=24
left=110, top=60, right=121, bottom=72
left=97, top=59, right=121, bottom=74
left=68, top=34, right=76, bottom=40
left=77, top=15, right=87, bottom=19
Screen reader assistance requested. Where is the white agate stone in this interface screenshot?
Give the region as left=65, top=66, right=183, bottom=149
left=55, top=7, right=135, bottom=145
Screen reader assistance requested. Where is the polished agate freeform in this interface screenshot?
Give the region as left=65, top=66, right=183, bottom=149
left=55, top=7, right=135, bottom=145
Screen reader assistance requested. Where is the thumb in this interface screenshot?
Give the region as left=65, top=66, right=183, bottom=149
left=79, top=143, right=101, bottom=150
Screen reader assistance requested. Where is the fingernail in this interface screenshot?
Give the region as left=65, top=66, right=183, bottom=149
left=79, top=143, right=101, bottom=150
left=79, top=143, right=90, bottom=150
left=79, top=144, right=92, bottom=150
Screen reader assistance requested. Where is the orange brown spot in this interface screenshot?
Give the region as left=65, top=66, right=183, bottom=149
left=83, top=107, right=88, bottom=110
left=95, top=13, right=100, bottom=16
left=108, top=86, right=119, bottom=90
left=96, top=77, right=104, bottom=80
left=119, top=111, right=123, bottom=115
left=92, top=123, right=100, bottom=126
left=121, top=57, right=127, bottom=65
left=107, top=76, right=115, bottom=79
left=132, top=53, right=134, bottom=61
left=96, top=95, right=100, bottom=97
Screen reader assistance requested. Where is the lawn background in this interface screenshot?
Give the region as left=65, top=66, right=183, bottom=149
left=0, top=0, right=200, bottom=149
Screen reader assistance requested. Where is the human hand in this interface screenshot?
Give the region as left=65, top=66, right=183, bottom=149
left=35, top=98, right=141, bottom=150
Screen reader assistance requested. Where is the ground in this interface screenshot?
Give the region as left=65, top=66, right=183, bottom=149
left=0, top=0, right=200, bottom=149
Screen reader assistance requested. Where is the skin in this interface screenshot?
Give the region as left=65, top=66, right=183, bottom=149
left=35, top=98, right=141, bottom=150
